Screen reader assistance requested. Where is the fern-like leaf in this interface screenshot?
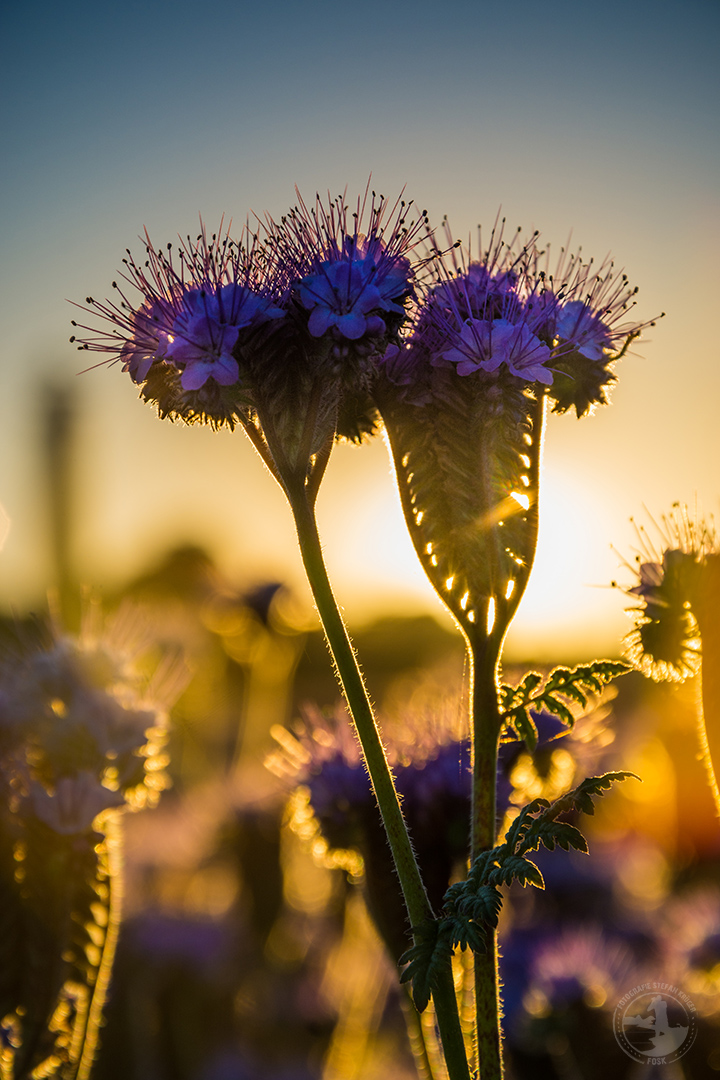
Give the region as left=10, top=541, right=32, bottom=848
left=435, top=771, right=637, bottom=967
left=500, top=659, right=631, bottom=745
left=399, top=920, right=455, bottom=1013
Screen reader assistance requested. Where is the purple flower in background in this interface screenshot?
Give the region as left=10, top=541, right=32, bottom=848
left=528, top=925, right=640, bottom=1010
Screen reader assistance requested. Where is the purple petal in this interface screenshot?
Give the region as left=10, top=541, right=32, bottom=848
left=307, top=307, right=334, bottom=337
left=180, top=363, right=213, bottom=390
left=335, top=312, right=367, bottom=340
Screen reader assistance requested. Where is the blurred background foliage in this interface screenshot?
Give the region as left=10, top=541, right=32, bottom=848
left=1, top=383, right=718, bottom=1079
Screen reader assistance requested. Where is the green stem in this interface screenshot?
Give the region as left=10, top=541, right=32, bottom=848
left=468, top=632, right=504, bottom=1080
left=466, top=391, right=547, bottom=1079
left=694, top=555, right=720, bottom=818
left=288, top=485, right=470, bottom=1080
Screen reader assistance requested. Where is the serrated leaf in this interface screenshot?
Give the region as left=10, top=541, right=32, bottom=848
left=537, top=820, right=588, bottom=853
left=560, top=683, right=590, bottom=706
left=449, top=916, right=488, bottom=954
left=520, top=672, right=543, bottom=695
left=537, top=695, right=575, bottom=726
left=491, top=854, right=545, bottom=889
left=457, top=884, right=504, bottom=928
left=512, top=708, right=539, bottom=749
left=399, top=920, right=454, bottom=1013
left=501, top=660, right=632, bottom=735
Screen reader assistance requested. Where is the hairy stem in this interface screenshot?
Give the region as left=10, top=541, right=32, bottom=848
left=288, top=486, right=470, bottom=1080
left=695, top=555, right=720, bottom=817
left=467, top=632, right=504, bottom=1080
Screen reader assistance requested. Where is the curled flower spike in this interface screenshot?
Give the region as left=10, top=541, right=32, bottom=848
left=72, top=188, right=431, bottom=486
left=617, top=503, right=720, bottom=818
left=375, top=216, right=656, bottom=640
left=616, top=505, right=714, bottom=682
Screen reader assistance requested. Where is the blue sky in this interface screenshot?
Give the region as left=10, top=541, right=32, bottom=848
left=1, top=0, right=718, bottom=656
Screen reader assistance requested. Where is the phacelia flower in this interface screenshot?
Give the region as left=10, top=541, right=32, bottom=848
left=258, top=186, right=431, bottom=444
left=382, top=216, right=657, bottom=410
left=71, top=222, right=286, bottom=429
left=554, top=299, right=612, bottom=361
left=526, top=925, right=640, bottom=1012
left=164, top=283, right=285, bottom=390
left=269, top=701, right=587, bottom=959
left=0, top=599, right=188, bottom=822
left=373, top=216, right=658, bottom=638
left=393, top=219, right=555, bottom=391
left=528, top=242, right=662, bottom=417
left=616, top=505, right=715, bottom=682
left=72, top=186, right=431, bottom=474
left=264, top=190, right=425, bottom=346
left=616, top=504, right=720, bottom=817
left=297, top=240, right=409, bottom=342
left=441, top=318, right=553, bottom=383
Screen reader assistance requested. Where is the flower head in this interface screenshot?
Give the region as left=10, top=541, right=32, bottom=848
left=391, top=218, right=555, bottom=392
left=258, top=186, right=430, bottom=442
left=382, top=216, right=657, bottom=413
left=72, top=187, right=431, bottom=484
left=616, top=505, right=716, bottom=681
left=71, top=221, right=285, bottom=428
left=373, top=216, right=658, bottom=639
left=0, top=599, right=188, bottom=825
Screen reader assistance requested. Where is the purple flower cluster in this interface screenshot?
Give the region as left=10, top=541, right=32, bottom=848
left=72, top=190, right=427, bottom=430
left=381, top=216, right=657, bottom=417
left=72, top=223, right=283, bottom=394
left=0, top=603, right=186, bottom=831
left=296, top=236, right=410, bottom=342
left=270, top=705, right=580, bottom=885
